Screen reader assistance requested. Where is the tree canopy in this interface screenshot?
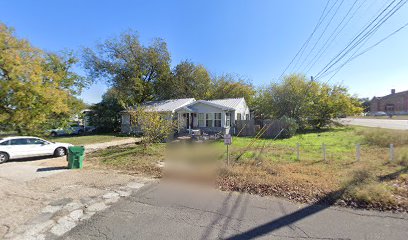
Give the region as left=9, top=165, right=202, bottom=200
left=82, top=31, right=171, bottom=107
left=208, top=74, right=256, bottom=107
left=0, top=23, right=87, bottom=134
left=88, top=88, right=123, bottom=133
left=156, top=60, right=212, bottom=100
left=254, top=74, right=362, bottom=129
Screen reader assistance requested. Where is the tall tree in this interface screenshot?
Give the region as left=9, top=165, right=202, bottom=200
left=0, top=23, right=86, bottom=134
left=208, top=74, right=256, bottom=107
left=156, top=60, right=212, bottom=100
left=88, top=88, right=123, bottom=133
left=82, top=31, right=171, bottom=107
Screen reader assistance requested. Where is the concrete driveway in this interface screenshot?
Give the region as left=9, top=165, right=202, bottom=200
left=63, top=182, right=408, bottom=240
left=338, top=118, right=408, bottom=130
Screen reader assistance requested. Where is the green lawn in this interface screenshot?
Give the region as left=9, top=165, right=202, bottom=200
left=48, top=134, right=131, bottom=145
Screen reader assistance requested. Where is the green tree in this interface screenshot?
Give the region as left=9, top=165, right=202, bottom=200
left=129, top=107, right=176, bottom=146
left=89, top=88, right=123, bottom=133
left=156, top=60, right=212, bottom=100
left=0, top=23, right=86, bottom=135
left=208, top=74, right=256, bottom=107
left=306, top=84, right=362, bottom=128
left=255, top=74, right=362, bottom=129
left=254, top=74, right=312, bottom=124
left=82, top=31, right=171, bottom=107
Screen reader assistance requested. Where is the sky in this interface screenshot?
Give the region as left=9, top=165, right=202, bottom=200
left=2, top=0, right=408, bottom=104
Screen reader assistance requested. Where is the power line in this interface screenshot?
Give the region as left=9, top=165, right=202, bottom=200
left=295, top=0, right=346, bottom=72
left=277, top=0, right=331, bottom=80
left=303, top=0, right=368, bottom=75
left=323, top=20, right=408, bottom=82
left=315, top=0, right=400, bottom=79
left=315, top=0, right=406, bottom=79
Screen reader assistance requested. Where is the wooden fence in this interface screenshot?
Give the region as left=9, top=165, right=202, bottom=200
left=234, top=119, right=291, bottom=138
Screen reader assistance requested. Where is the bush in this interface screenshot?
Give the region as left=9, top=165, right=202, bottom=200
left=356, top=128, right=408, bottom=147
left=280, top=116, right=299, bottom=138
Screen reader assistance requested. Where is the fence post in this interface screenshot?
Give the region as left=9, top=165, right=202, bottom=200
left=390, top=144, right=394, bottom=162
left=322, top=143, right=326, bottom=162
left=296, top=143, right=300, bottom=161
left=356, top=144, right=361, bottom=161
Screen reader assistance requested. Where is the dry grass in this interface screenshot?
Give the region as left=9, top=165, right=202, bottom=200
left=87, top=143, right=164, bottom=176
left=355, top=127, right=408, bottom=147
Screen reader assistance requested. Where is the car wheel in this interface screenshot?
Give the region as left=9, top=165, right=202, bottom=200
left=50, top=131, right=58, bottom=137
left=54, top=147, right=66, bottom=157
left=0, top=152, right=9, bottom=164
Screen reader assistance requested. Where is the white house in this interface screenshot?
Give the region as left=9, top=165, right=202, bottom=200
left=120, top=98, right=251, bottom=134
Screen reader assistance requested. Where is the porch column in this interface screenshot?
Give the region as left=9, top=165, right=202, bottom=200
left=177, top=113, right=180, bottom=132
left=188, top=112, right=191, bottom=134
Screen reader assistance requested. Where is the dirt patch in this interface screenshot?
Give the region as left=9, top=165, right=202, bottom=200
left=0, top=156, right=149, bottom=239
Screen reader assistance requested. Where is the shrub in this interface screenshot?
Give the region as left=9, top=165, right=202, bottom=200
left=280, top=116, right=299, bottom=138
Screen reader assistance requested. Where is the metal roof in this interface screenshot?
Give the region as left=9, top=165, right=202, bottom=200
left=124, top=97, right=246, bottom=113
left=206, top=98, right=245, bottom=109
left=138, top=98, right=196, bottom=112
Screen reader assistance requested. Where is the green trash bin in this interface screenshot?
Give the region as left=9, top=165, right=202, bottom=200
left=67, top=146, right=85, bottom=169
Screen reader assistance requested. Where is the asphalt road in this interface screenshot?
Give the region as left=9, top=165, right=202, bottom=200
left=62, top=182, right=408, bottom=240
left=339, top=118, right=408, bottom=130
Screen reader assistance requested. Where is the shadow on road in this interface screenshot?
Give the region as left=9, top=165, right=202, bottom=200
left=8, top=155, right=61, bottom=163
left=220, top=170, right=369, bottom=240
left=36, top=166, right=68, bottom=172
left=224, top=189, right=345, bottom=240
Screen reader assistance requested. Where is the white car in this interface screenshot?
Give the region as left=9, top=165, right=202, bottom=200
left=0, top=136, right=73, bottom=164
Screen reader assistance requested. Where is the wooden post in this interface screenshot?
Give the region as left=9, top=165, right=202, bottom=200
left=227, top=144, right=230, bottom=166
left=322, top=143, right=326, bottom=162
left=296, top=143, right=300, bottom=161
left=390, top=144, right=394, bottom=162
left=356, top=144, right=361, bottom=161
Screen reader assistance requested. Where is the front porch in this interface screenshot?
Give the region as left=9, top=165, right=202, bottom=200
left=176, top=111, right=233, bottom=135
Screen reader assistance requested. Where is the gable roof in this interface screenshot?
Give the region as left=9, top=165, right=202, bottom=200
left=177, top=98, right=246, bottom=112
left=206, top=98, right=245, bottom=109
left=123, top=97, right=248, bottom=113
left=126, top=98, right=195, bottom=113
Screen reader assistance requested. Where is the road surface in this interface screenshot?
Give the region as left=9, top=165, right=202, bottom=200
left=63, top=182, right=408, bottom=240
left=339, top=118, right=408, bottom=130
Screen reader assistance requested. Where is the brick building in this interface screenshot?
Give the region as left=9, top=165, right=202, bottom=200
left=370, top=89, right=408, bottom=114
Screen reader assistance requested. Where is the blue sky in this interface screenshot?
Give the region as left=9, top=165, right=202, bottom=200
left=2, top=0, right=408, bottom=103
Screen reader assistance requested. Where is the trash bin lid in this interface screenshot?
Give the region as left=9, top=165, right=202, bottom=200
left=68, top=146, right=85, bottom=154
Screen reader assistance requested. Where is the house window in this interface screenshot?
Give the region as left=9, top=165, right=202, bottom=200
left=214, top=113, right=221, bottom=127
left=237, top=113, right=242, bottom=120
left=206, top=113, right=213, bottom=127
left=198, top=113, right=205, bottom=127
left=226, top=113, right=231, bottom=127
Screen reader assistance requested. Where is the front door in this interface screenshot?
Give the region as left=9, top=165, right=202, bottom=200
left=185, top=114, right=190, bottom=129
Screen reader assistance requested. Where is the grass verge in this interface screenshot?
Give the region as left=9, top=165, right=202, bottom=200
left=47, top=134, right=130, bottom=145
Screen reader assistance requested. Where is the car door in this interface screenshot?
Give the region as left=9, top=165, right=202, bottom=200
left=9, top=138, right=32, bottom=158
left=31, top=138, right=55, bottom=156
left=27, top=138, right=55, bottom=156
